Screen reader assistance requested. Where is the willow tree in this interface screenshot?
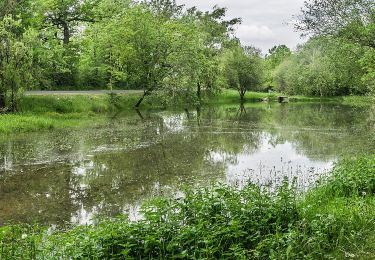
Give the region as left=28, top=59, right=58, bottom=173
left=0, top=17, right=33, bottom=111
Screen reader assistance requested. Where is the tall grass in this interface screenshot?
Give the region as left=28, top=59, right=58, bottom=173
left=0, top=113, right=101, bottom=134
left=0, top=94, right=147, bottom=134
left=0, top=155, right=374, bottom=259
left=19, top=95, right=124, bottom=113
left=18, top=93, right=170, bottom=113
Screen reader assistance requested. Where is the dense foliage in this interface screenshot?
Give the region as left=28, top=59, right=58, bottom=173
left=0, top=0, right=251, bottom=108
left=0, top=17, right=33, bottom=111
left=270, top=0, right=375, bottom=96
left=0, top=0, right=373, bottom=109
left=0, top=155, right=374, bottom=259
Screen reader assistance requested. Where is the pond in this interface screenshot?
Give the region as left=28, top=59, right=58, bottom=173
left=0, top=103, right=374, bottom=226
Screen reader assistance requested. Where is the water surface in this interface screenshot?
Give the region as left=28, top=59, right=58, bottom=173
left=0, top=103, right=374, bottom=225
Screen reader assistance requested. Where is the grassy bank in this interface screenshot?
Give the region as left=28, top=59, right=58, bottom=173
left=0, top=94, right=151, bottom=134
left=0, top=113, right=103, bottom=134
left=18, top=90, right=375, bottom=114
left=0, top=154, right=374, bottom=259
left=18, top=94, right=141, bottom=113
left=213, top=89, right=374, bottom=106
left=0, top=91, right=372, bottom=134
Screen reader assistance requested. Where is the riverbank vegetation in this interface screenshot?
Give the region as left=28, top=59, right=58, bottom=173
left=0, top=91, right=371, bottom=134
left=0, top=0, right=374, bottom=112
left=16, top=91, right=375, bottom=114
left=0, top=90, right=372, bottom=135
left=0, top=154, right=374, bottom=259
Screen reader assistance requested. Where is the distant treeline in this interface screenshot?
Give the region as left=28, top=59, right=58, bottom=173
left=266, top=0, right=375, bottom=97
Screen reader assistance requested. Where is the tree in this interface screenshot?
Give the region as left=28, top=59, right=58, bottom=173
left=0, top=17, right=33, bottom=111
left=223, top=45, right=263, bottom=102
left=81, top=4, right=195, bottom=106
left=80, top=2, right=241, bottom=107
left=0, top=0, right=37, bottom=30
left=295, top=0, right=375, bottom=96
left=93, top=0, right=132, bottom=20
left=265, top=45, right=292, bottom=88
left=274, top=40, right=337, bottom=96
left=295, top=0, right=375, bottom=37
left=36, top=0, right=99, bottom=45
left=187, top=6, right=241, bottom=100
left=78, top=25, right=109, bottom=88
left=146, top=0, right=184, bottom=18
left=266, top=45, right=292, bottom=69
left=360, top=48, right=375, bottom=94
left=273, top=37, right=367, bottom=96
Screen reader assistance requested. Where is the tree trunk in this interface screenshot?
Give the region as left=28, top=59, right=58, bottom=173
left=10, top=80, right=15, bottom=112
left=0, top=93, right=5, bottom=110
left=63, top=23, right=70, bottom=45
left=94, top=46, right=99, bottom=79
left=134, top=94, right=145, bottom=108
left=184, top=108, right=191, bottom=120
left=197, top=82, right=201, bottom=100
left=135, top=90, right=151, bottom=108
left=240, top=88, right=246, bottom=102
left=135, top=109, right=144, bottom=120
left=239, top=102, right=246, bottom=116
left=196, top=106, right=201, bottom=126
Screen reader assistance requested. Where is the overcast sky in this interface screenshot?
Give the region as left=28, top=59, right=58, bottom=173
left=176, top=0, right=306, bottom=54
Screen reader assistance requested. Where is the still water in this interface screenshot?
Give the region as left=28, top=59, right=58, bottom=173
left=0, top=103, right=374, bottom=225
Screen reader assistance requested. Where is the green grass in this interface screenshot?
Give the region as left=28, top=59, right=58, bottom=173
left=0, top=90, right=372, bottom=134
left=19, top=94, right=128, bottom=113
left=0, top=93, right=162, bottom=134
left=288, top=94, right=374, bottom=106
left=0, top=154, right=374, bottom=259
left=19, top=93, right=170, bottom=112
left=16, top=91, right=375, bottom=114
left=209, top=90, right=280, bottom=104
left=0, top=113, right=103, bottom=134
left=212, top=89, right=374, bottom=107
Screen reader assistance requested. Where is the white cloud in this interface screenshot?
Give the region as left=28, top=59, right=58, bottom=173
left=236, top=24, right=275, bottom=43
left=176, top=0, right=307, bottom=53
